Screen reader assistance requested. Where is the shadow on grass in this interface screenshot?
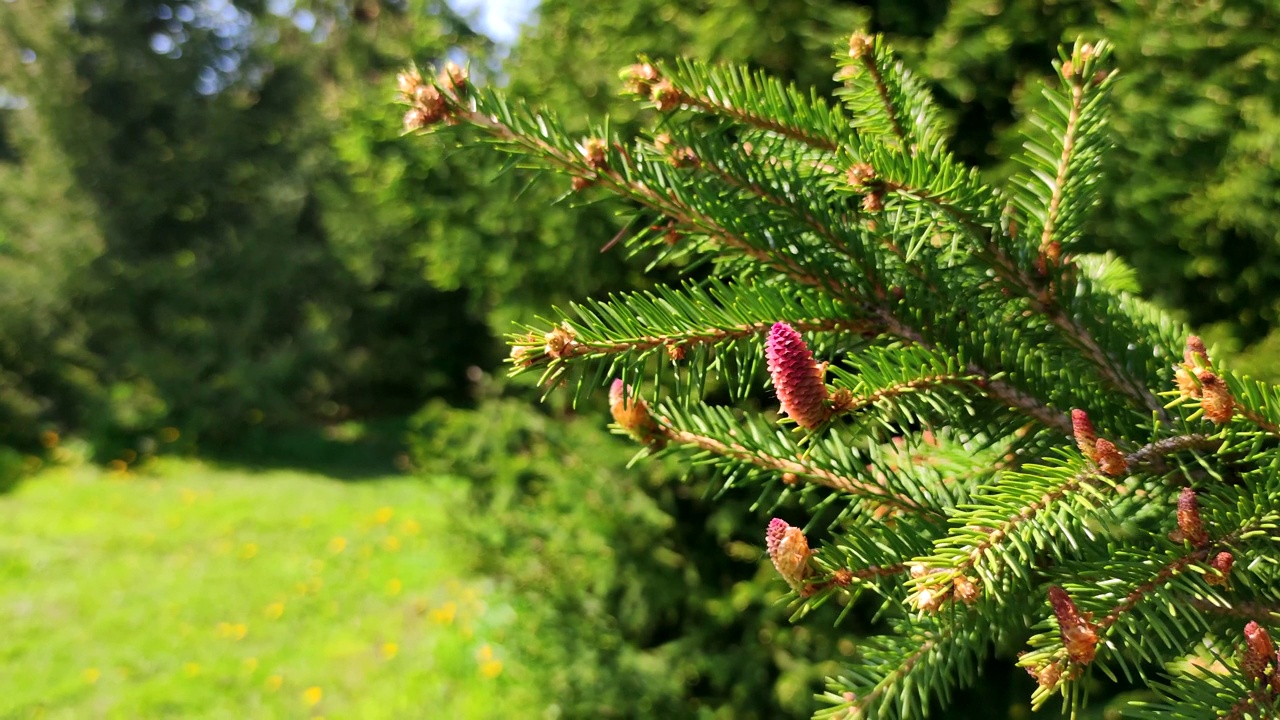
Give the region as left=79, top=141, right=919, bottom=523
left=201, top=416, right=412, bottom=481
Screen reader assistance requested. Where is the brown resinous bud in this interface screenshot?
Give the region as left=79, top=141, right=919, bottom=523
left=543, top=323, right=577, bottom=358
left=609, top=380, right=663, bottom=447
left=766, top=323, right=831, bottom=430
left=1049, top=586, right=1098, bottom=665
left=845, top=162, right=876, bottom=188
left=766, top=518, right=812, bottom=592
left=1176, top=335, right=1209, bottom=398
left=953, top=575, right=980, bottom=604
left=439, top=61, right=468, bottom=95
left=1206, top=551, right=1234, bottom=587
left=1176, top=487, right=1210, bottom=547
left=396, top=67, right=423, bottom=97
left=621, top=62, right=660, bottom=98
left=582, top=137, right=609, bottom=171
left=1093, top=438, right=1127, bottom=477
left=651, top=79, right=684, bottom=112
left=1072, top=409, right=1097, bottom=461
left=653, top=133, right=698, bottom=169
left=1197, top=369, right=1235, bottom=425
left=848, top=32, right=874, bottom=60
left=1242, top=622, right=1278, bottom=687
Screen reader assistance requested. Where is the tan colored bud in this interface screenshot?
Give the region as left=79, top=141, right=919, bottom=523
left=1049, top=586, right=1098, bottom=665
left=1035, top=662, right=1062, bottom=688
left=608, top=380, right=663, bottom=446
left=1243, top=622, right=1277, bottom=686
left=848, top=32, right=874, bottom=60
left=1184, top=335, right=1208, bottom=367
left=403, top=108, right=430, bottom=132
left=1093, top=439, right=1127, bottom=477
left=1176, top=487, right=1209, bottom=547
left=1197, top=370, right=1235, bottom=424
left=914, top=587, right=947, bottom=612
left=953, top=576, right=980, bottom=604
left=396, top=67, right=423, bottom=97
left=622, top=62, right=661, bottom=97
left=846, top=162, right=876, bottom=188
left=1175, top=365, right=1201, bottom=399
left=651, top=79, right=683, bottom=112
left=829, top=387, right=855, bottom=414
left=439, top=62, right=467, bottom=93
left=1206, top=551, right=1234, bottom=586
left=582, top=137, right=609, bottom=170
left=861, top=192, right=884, bottom=213
left=543, top=323, right=577, bottom=358
left=766, top=518, right=812, bottom=592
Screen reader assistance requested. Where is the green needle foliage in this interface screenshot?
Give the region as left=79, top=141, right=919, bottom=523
left=400, top=35, right=1280, bottom=719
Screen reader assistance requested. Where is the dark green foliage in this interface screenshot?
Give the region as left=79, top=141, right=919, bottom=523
left=909, top=0, right=1280, bottom=373
left=0, top=1, right=491, bottom=454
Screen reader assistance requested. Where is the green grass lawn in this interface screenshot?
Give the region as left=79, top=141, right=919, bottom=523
left=0, top=458, right=528, bottom=719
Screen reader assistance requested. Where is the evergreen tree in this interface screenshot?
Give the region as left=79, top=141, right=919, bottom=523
left=402, top=35, right=1280, bottom=718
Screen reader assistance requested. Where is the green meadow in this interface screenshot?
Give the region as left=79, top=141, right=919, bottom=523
left=0, top=459, right=536, bottom=719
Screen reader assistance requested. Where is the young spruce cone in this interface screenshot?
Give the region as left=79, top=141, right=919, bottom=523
left=766, top=322, right=830, bottom=430
left=609, top=379, right=664, bottom=447
left=766, top=518, right=812, bottom=593
left=1049, top=586, right=1098, bottom=665
left=1242, top=622, right=1278, bottom=688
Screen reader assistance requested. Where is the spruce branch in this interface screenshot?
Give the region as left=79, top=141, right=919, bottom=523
left=650, top=407, right=929, bottom=513
left=399, top=35, right=1280, bottom=720
left=918, top=433, right=1222, bottom=604
left=630, top=58, right=846, bottom=153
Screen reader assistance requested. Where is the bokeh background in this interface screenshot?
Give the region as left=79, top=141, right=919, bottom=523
left=2, top=0, right=1278, bottom=717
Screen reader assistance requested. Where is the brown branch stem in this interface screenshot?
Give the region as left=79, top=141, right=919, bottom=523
left=655, top=420, right=930, bottom=515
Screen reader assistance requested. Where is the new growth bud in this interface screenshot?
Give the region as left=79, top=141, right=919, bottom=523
left=1197, top=370, right=1235, bottom=425
left=543, top=323, right=577, bottom=358
left=766, top=518, right=812, bottom=592
left=766, top=323, right=831, bottom=430
left=1184, top=335, right=1208, bottom=367
left=396, top=65, right=449, bottom=130
left=651, top=79, right=684, bottom=112
left=609, top=379, right=664, bottom=447
left=1242, top=622, right=1278, bottom=687
left=1176, top=487, right=1210, bottom=547
left=1093, top=438, right=1127, bottom=477
left=1072, top=409, right=1097, bottom=461
left=1206, top=551, right=1234, bottom=586
left=848, top=32, right=874, bottom=60
left=621, top=62, right=661, bottom=98
left=1176, top=335, right=1211, bottom=399
left=582, top=137, right=609, bottom=170
left=1049, top=586, right=1098, bottom=665
left=439, top=62, right=468, bottom=94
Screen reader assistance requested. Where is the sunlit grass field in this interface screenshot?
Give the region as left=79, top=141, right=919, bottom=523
left=0, top=458, right=527, bottom=719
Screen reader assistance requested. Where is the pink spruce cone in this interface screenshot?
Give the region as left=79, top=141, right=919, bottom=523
left=766, top=518, right=812, bottom=592
left=766, top=322, right=830, bottom=429
left=1049, top=586, right=1098, bottom=665
left=1176, top=487, right=1209, bottom=547
left=1242, top=622, right=1277, bottom=686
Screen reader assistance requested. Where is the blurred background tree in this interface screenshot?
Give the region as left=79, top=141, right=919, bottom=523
left=1, top=0, right=1278, bottom=716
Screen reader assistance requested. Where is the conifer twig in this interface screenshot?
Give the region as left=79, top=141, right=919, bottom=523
left=654, top=418, right=931, bottom=514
